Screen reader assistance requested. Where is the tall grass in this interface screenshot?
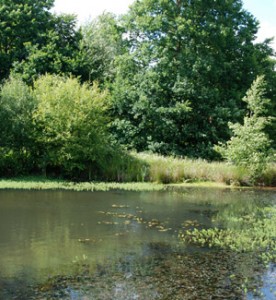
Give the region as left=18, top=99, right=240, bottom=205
left=131, top=153, right=276, bottom=186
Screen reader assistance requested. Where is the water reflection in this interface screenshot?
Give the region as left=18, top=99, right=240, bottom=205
left=0, top=188, right=275, bottom=299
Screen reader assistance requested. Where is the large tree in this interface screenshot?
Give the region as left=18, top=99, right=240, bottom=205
left=13, top=13, right=83, bottom=84
left=111, top=0, right=275, bottom=158
left=0, top=0, right=54, bottom=80
left=0, top=0, right=83, bottom=83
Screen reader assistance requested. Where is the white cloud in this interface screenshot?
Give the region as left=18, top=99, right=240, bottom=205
left=256, top=21, right=276, bottom=50
left=52, top=0, right=134, bottom=24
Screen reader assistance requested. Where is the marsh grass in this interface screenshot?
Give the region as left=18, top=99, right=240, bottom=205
left=99, top=152, right=148, bottom=182
left=135, top=153, right=275, bottom=186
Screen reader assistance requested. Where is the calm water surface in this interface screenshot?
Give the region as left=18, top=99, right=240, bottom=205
left=0, top=188, right=275, bottom=299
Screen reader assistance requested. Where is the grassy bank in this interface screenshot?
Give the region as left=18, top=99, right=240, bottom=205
left=0, top=175, right=233, bottom=191
left=0, top=178, right=166, bottom=192
left=0, top=153, right=275, bottom=190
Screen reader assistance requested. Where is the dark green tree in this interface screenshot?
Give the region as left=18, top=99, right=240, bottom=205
left=111, top=0, right=275, bottom=158
left=12, top=14, right=83, bottom=84
left=0, top=0, right=54, bottom=81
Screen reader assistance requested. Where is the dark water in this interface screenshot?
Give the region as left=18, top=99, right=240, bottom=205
left=0, top=188, right=275, bottom=299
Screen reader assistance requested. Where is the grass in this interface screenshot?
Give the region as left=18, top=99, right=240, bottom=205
left=134, top=153, right=276, bottom=186
left=0, top=177, right=166, bottom=192
left=0, top=177, right=240, bottom=192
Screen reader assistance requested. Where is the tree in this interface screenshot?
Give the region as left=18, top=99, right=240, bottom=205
left=215, top=76, right=273, bottom=181
left=79, top=13, right=125, bottom=84
left=0, top=76, right=35, bottom=174
left=32, top=74, right=112, bottom=179
left=12, top=14, right=83, bottom=84
left=111, top=0, right=275, bottom=158
left=0, top=0, right=54, bottom=81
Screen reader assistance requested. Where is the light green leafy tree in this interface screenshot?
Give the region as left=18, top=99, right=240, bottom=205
left=32, top=74, right=111, bottom=179
left=215, top=76, right=273, bottom=181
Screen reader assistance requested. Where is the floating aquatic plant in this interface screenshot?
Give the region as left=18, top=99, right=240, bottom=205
left=180, top=206, right=276, bottom=264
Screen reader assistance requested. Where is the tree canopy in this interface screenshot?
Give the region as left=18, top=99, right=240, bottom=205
left=0, top=0, right=55, bottom=80
left=110, top=0, right=275, bottom=158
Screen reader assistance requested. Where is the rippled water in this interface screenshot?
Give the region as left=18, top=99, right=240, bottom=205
left=0, top=188, right=275, bottom=299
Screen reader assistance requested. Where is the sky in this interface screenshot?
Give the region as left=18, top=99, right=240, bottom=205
left=52, top=0, right=276, bottom=50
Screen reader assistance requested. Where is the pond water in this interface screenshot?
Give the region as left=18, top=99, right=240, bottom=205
left=0, top=188, right=275, bottom=299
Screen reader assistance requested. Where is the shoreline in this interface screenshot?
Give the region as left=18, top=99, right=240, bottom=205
left=0, top=178, right=275, bottom=192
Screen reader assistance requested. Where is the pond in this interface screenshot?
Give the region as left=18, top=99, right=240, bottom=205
left=0, top=188, right=275, bottom=299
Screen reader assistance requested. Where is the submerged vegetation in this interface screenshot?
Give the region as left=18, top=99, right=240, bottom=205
left=11, top=249, right=272, bottom=300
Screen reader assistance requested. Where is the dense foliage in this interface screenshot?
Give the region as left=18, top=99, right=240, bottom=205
left=110, top=0, right=275, bottom=158
left=0, top=0, right=54, bottom=79
left=0, top=76, right=36, bottom=174
left=32, top=75, right=113, bottom=179
left=0, top=0, right=275, bottom=181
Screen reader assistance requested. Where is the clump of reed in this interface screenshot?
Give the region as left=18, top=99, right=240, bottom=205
left=98, top=150, right=149, bottom=182
left=133, top=153, right=275, bottom=186
left=258, top=163, right=276, bottom=186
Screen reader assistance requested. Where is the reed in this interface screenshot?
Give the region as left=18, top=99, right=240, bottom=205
left=133, top=152, right=275, bottom=186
